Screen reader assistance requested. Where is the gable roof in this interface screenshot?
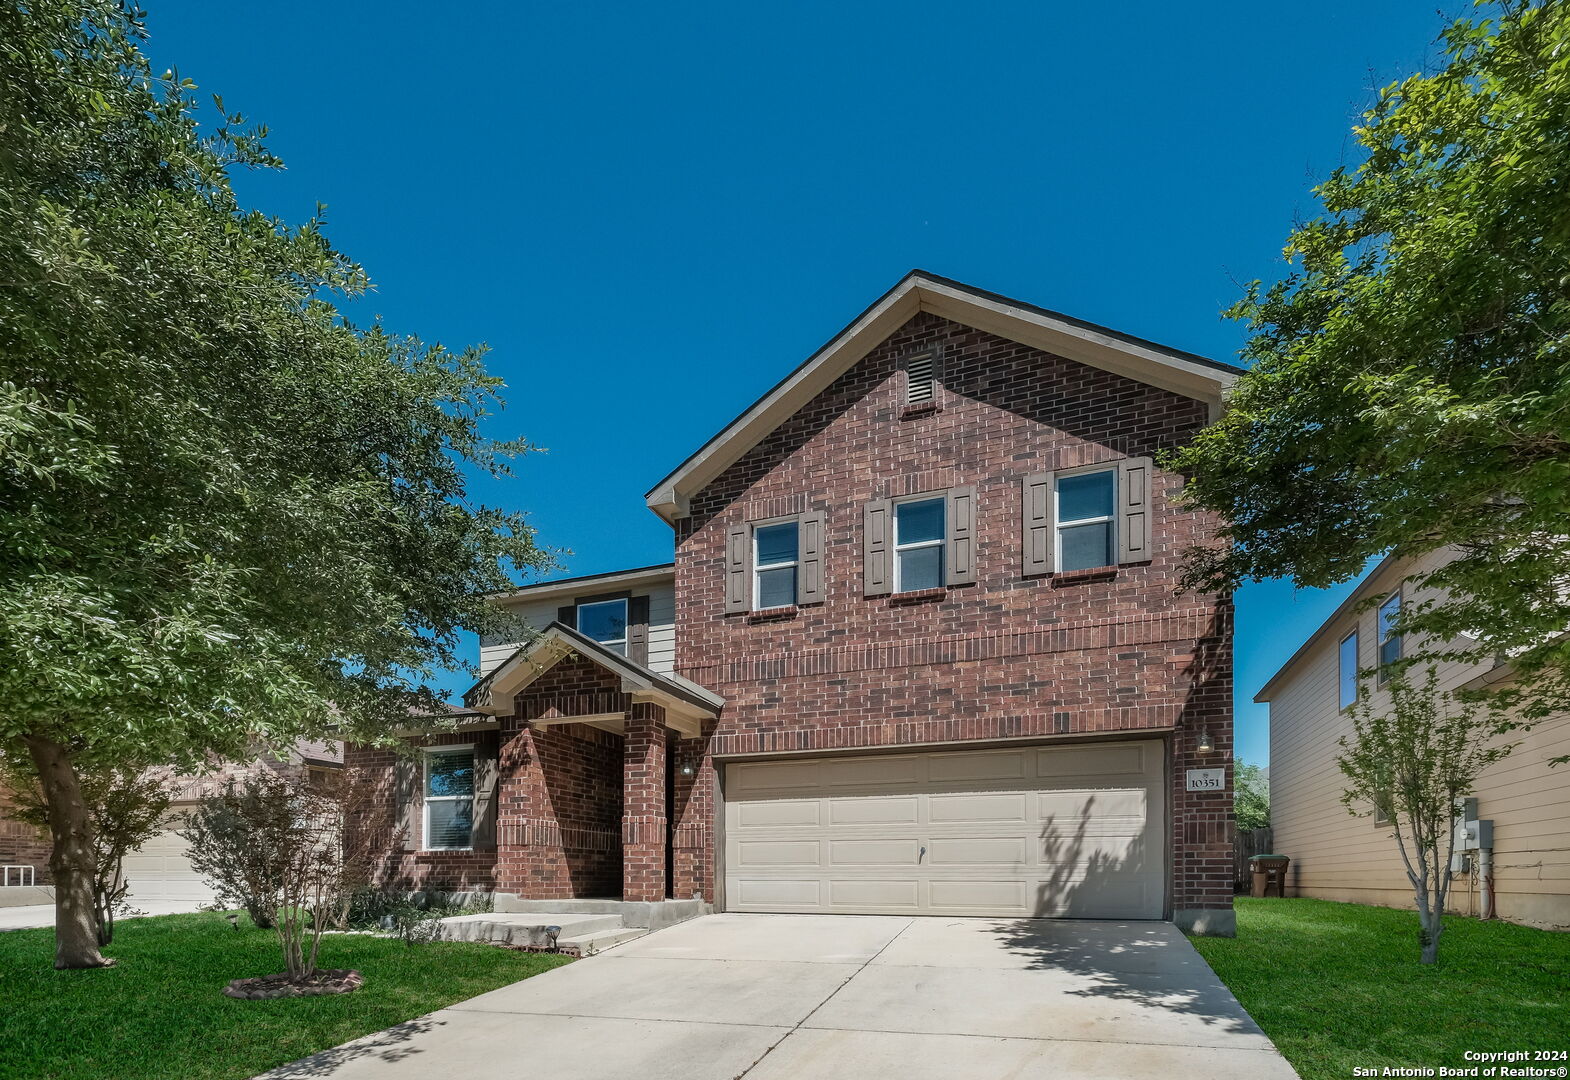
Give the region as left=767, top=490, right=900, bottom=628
left=463, top=621, right=723, bottom=735
left=645, top=270, right=1245, bottom=524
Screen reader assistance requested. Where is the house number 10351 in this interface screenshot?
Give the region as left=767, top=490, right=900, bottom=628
left=1185, top=768, right=1225, bottom=792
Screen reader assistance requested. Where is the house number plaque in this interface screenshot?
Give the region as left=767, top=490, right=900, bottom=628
left=1185, top=768, right=1225, bottom=792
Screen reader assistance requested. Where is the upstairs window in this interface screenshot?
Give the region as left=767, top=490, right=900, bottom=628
left=753, top=521, right=799, bottom=610
left=423, top=747, right=474, bottom=851
left=1055, top=469, right=1116, bottom=572
left=1338, top=630, right=1359, bottom=710
left=1377, top=591, right=1402, bottom=683
left=577, top=598, right=629, bottom=656
left=894, top=496, right=946, bottom=591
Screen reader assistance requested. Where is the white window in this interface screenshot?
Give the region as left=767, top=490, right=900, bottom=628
left=753, top=521, right=799, bottom=610
left=576, top=598, right=628, bottom=656
left=1377, top=591, right=1402, bottom=683
left=423, top=747, right=474, bottom=851
left=1056, top=469, right=1116, bottom=572
left=1338, top=630, right=1359, bottom=710
left=894, top=496, right=946, bottom=591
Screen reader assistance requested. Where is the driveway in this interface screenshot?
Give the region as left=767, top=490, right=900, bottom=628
left=0, top=899, right=208, bottom=932
left=263, top=914, right=1299, bottom=1080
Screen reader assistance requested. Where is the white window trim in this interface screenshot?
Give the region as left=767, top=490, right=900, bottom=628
left=1054, top=467, right=1117, bottom=571
left=1338, top=628, right=1360, bottom=711
left=752, top=519, right=799, bottom=612
left=576, top=597, right=629, bottom=655
left=1377, top=590, right=1402, bottom=685
left=893, top=494, right=946, bottom=593
left=423, top=744, right=475, bottom=852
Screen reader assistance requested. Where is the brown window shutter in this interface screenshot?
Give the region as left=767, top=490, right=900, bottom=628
left=863, top=498, right=892, bottom=596
left=627, top=594, right=651, bottom=665
left=470, top=736, right=499, bottom=850
left=945, top=485, right=976, bottom=585
left=557, top=604, right=576, bottom=627
left=797, top=511, right=825, bottom=605
left=724, top=523, right=750, bottom=613
left=1022, top=471, right=1054, bottom=576
left=394, top=754, right=421, bottom=850
left=1117, top=456, right=1155, bottom=563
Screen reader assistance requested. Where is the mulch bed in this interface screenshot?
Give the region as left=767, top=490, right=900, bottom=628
left=222, top=968, right=364, bottom=1000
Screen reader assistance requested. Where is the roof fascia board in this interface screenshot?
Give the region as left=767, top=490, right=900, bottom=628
left=493, top=564, right=675, bottom=605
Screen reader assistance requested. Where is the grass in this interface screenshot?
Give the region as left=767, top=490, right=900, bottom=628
left=0, top=911, right=572, bottom=1080
left=1189, top=898, right=1570, bottom=1080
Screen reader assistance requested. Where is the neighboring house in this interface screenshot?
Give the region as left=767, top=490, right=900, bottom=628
left=0, top=740, right=343, bottom=902
left=1257, top=550, right=1570, bottom=931
left=349, top=271, right=1243, bottom=933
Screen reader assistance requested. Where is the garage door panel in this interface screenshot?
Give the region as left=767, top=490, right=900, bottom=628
left=121, top=818, right=215, bottom=904
left=735, top=879, right=822, bottom=907
left=737, top=799, right=820, bottom=828
left=829, top=839, right=920, bottom=866
left=725, top=740, right=1164, bottom=919
left=1035, top=743, right=1147, bottom=778
left=828, top=795, right=918, bottom=826
left=928, top=750, right=1026, bottom=783
left=927, top=792, right=1029, bottom=823
left=926, top=836, right=1027, bottom=867
left=737, top=840, right=821, bottom=867
left=829, top=879, right=921, bottom=909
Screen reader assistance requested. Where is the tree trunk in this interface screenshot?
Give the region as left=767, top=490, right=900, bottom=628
left=24, top=734, right=111, bottom=969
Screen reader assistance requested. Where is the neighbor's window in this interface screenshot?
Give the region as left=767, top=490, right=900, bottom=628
left=894, top=496, right=946, bottom=591
left=1338, top=630, right=1359, bottom=710
left=577, top=598, right=629, bottom=656
left=1377, top=591, right=1402, bottom=683
left=423, top=747, right=474, bottom=851
left=1056, top=469, right=1116, bottom=572
left=754, top=521, right=799, bottom=610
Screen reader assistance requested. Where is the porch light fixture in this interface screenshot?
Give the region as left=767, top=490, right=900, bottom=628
left=680, top=761, right=695, bottom=776
left=1196, top=728, right=1216, bottom=755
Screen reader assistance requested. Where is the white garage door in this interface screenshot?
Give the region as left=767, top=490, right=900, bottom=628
left=723, top=740, right=1165, bottom=918
left=120, top=816, right=213, bottom=904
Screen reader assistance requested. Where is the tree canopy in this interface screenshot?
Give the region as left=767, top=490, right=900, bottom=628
left=1170, top=1, right=1570, bottom=722
left=1, top=0, right=549, bottom=964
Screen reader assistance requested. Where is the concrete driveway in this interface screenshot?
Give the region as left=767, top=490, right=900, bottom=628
left=262, top=914, right=1299, bottom=1080
left=0, top=899, right=208, bottom=932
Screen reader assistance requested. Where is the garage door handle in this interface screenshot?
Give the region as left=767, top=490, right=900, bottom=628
left=919, top=845, right=926, bottom=863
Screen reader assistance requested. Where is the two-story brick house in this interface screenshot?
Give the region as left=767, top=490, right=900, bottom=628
left=348, top=271, right=1242, bottom=934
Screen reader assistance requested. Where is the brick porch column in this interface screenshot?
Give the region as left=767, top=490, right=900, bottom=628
left=622, top=703, right=668, bottom=902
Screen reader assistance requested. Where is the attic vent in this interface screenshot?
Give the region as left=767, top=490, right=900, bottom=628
left=904, top=347, right=940, bottom=406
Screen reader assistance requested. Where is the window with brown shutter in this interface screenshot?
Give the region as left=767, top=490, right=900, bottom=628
left=1022, top=456, right=1158, bottom=576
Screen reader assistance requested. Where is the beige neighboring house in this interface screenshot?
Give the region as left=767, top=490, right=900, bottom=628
left=0, top=740, right=342, bottom=905
left=1257, top=550, right=1570, bottom=931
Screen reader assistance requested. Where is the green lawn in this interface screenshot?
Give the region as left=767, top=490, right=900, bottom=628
left=0, top=911, right=571, bottom=1080
left=1190, top=898, right=1570, bottom=1080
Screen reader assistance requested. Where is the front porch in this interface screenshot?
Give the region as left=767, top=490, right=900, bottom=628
left=462, top=622, right=724, bottom=904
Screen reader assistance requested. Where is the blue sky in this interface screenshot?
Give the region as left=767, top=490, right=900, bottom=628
left=143, top=1, right=1460, bottom=764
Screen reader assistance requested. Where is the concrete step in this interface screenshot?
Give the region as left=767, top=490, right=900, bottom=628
left=556, top=926, right=649, bottom=957
left=438, top=912, right=624, bottom=948
left=492, top=895, right=711, bottom=930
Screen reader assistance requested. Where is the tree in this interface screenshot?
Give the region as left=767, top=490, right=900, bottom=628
left=5, top=761, right=171, bottom=947
left=1169, top=2, right=1570, bottom=729
left=0, top=2, right=547, bottom=968
left=1234, top=761, right=1270, bottom=832
left=182, top=772, right=372, bottom=982
left=1337, top=670, right=1512, bottom=964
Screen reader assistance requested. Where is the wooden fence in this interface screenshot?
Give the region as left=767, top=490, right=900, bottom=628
left=1235, top=826, right=1274, bottom=891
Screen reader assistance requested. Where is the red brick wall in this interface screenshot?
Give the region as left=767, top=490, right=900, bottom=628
left=673, top=311, right=1235, bottom=915
left=0, top=782, right=52, bottom=885
left=349, top=730, right=500, bottom=893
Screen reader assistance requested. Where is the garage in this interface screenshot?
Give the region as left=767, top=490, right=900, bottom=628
left=722, top=739, right=1165, bottom=918
left=119, top=815, right=214, bottom=904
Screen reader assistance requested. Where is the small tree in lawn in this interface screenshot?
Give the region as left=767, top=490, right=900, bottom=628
left=6, top=761, right=170, bottom=948
left=183, top=772, right=372, bottom=984
left=1337, top=670, right=1511, bottom=964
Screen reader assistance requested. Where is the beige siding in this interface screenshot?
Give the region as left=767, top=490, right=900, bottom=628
left=1269, top=550, right=1570, bottom=930
left=480, top=582, right=678, bottom=676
